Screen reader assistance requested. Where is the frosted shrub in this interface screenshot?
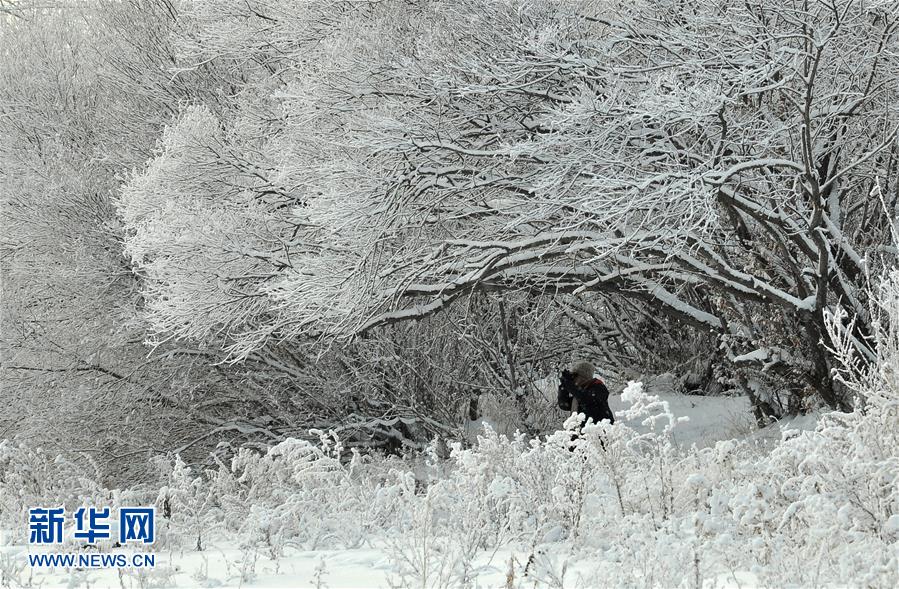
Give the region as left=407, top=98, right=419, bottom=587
left=415, top=357, right=896, bottom=588
left=154, top=455, right=223, bottom=551
left=592, top=381, right=685, bottom=521
left=429, top=384, right=690, bottom=553
left=180, top=433, right=418, bottom=554
left=825, top=268, right=899, bottom=409
left=0, top=442, right=105, bottom=533
left=385, top=490, right=481, bottom=589
left=445, top=424, right=580, bottom=543
left=215, top=436, right=348, bottom=552
left=752, top=412, right=896, bottom=585
left=385, top=430, right=593, bottom=588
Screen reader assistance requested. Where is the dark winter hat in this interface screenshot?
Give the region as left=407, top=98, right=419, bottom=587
left=571, top=360, right=594, bottom=381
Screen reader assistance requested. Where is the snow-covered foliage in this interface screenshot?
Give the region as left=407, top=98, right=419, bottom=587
left=0, top=0, right=279, bottom=480
left=115, top=0, right=899, bottom=417
left=4, top=372, right=896, bottom=586
left=2, top=2, right=898, bottom=584
left=7, top=246, right=897, bottom=582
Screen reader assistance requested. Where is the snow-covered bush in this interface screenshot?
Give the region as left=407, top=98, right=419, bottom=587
left=0, top=442, right=151, bottom=550
left=151, top=432, right=422, bottom=557
left=154, top=455, right=224, bottom=552
left=0, top=442, right=104, bottom=533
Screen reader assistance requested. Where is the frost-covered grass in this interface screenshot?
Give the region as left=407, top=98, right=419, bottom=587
left=1, top=377, right=897, bottom=588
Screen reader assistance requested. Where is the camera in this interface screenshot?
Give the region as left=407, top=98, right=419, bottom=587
left=557, top=369, right=577, bottom=410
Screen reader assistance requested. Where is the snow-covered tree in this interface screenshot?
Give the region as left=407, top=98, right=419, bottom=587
left=119, top=0, right=898, bottom=418
left=0, top=0, right=286, bottom=476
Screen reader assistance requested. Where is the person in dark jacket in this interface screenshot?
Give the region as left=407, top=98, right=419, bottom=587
left=558, top=360, right=615, bottom=425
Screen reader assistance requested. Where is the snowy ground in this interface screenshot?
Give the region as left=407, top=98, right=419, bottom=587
left=609, top=391, right=753, bottom=447
left=1, top=392, right=823, bottom=589
left=1, top=538, right=764, bottom=588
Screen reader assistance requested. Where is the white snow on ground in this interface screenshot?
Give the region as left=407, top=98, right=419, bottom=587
left=0, top=543, right=396, bottom=589
left=612, top=391, right=818, bottom=447
left=609, top=392, right=753, bottom=447
left=0, top=541, right=764, bottom=588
